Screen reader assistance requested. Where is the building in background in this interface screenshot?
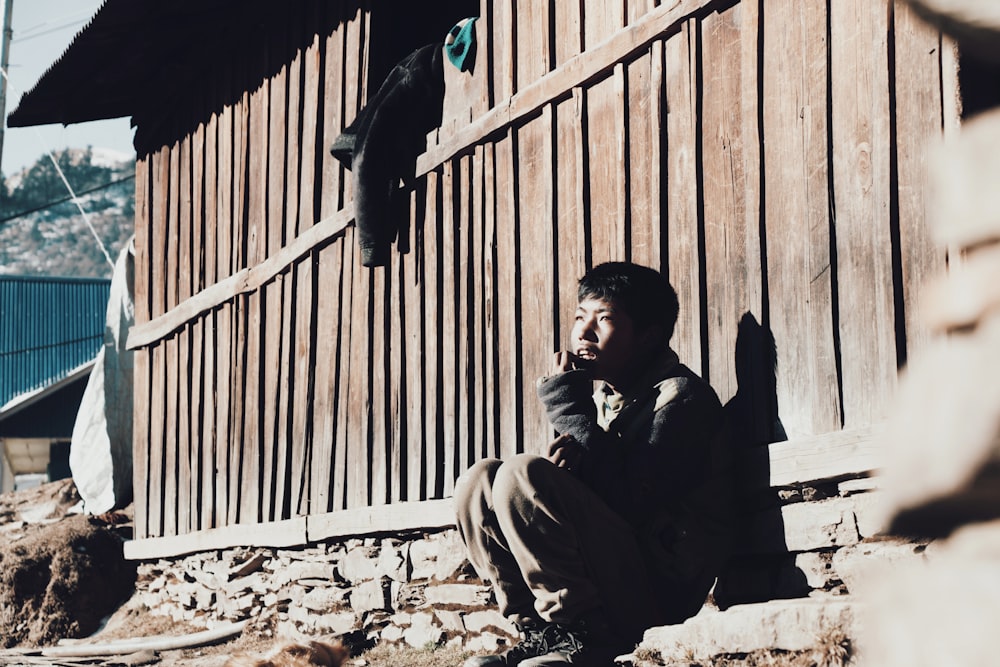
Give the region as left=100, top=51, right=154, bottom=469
left=0, top=274, right=109, bottom=492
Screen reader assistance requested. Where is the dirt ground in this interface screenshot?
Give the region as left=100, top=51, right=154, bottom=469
left=0, top=479, right=474, bottom=667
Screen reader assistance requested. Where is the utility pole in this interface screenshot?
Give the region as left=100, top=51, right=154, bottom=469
left=0, top=0, right=14, bottom=175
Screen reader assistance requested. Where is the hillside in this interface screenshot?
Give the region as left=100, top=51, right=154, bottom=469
left=0, top=147, right=135, bottom=279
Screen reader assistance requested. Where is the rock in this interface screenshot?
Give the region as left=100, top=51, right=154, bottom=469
left=301, top=586, right=350, bottom=612
left=351, top=578, right=390, bottom=613
left=424, top=583, right=493, bottom=606
left=839, top=476, right=879, bottom=496
left=403, top=612, right=444, bottom=648
left=435, top=609, right=466, bottom=632
left=832, top=539, right=928, bottom=595
left=380, top=624, right=405, bottom=642
left=462, top=609, right=516, bottom=635
left=313, top=610, right=359, bottom=636
left=340, top=546, right=381, bottom=583
left=378, top=540, right=408, bottom=581
left=639, top=598, right=860, bottom=662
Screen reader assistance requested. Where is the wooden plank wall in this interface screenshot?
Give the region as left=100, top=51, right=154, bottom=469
left=131, top=0, right=951, bottom=543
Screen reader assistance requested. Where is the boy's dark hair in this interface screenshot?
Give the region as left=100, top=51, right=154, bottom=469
left=578, top=261, right=679, bottom=342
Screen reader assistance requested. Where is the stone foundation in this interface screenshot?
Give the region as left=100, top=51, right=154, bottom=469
left=132, top=528, right=517, bottom=652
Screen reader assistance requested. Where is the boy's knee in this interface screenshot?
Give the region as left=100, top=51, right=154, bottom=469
left=492, top=454, right=552, bottom=501
left=454, top=458, right=503, bottom=511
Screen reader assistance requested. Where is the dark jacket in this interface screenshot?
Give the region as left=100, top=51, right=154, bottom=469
left=330, top=43, right=445, bottom=267
left=536, top=350, right=735, bottom=622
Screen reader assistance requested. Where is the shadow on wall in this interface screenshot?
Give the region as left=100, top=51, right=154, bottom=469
left=714, top=312, right=809, bottom=609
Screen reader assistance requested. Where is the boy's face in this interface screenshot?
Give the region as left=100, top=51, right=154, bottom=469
left=571, top=297, right=643, bottom=388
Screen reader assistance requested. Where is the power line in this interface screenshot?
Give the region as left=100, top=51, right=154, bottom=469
left=0, top=174, right=135, bottom=226
left=0, top=333, right=102, bottom=357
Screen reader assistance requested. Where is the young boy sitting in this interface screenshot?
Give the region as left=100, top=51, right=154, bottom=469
left=455, top=261, right=735, bottom=666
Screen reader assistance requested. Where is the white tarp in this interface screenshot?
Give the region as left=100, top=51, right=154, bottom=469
left=70, top=238, right=135, bottom=513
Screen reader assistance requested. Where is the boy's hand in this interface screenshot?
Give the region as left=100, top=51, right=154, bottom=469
left=551, top=350, right=592, bottom=376
left=546, top=433, right=584, bottom=471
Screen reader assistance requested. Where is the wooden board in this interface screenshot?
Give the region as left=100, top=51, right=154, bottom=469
left=493, top=132, right=522, bottom=458
left=457, top=155, right=474, bottom=477
left=516, top=109, right=556, bottom=452
left=831, top=0, right=896, bottom=429
left=320, top=20, right=346, bottom=220
left=311, top=241, right=343, bottom=514
left=516, top=0, right=550, bottom=87
left=481, top=144, right=501, bottom=460
left=493, top=0, right=515, bottom=100
left=345, top=244, right=372, bottom=508
left=700, top=3, right=763, bottom=406
left=762, top=0, right=841, bottom=438
left=440, top=161, right=458, bottom=491
left=422, top=171, right=443, bottom=495
left=626, top=46, right=664, bottom=270
left=370, top=259, right=389, bottom=505
left=555, top=88, right=588, bottom=340
left=403, top=190, right=424, bottom=498
left=587, top=67, right=628, bottom=265
left=584, top=0, right=625, bottom=50
left=553, top=0, right=583, bottom=66
left=664, top=23, right=704, bottom=375
left=132, top=156, right=151, bottom=539
left=892, top=0, right=947, bottom=359
left=333, top=233, right=355, bottom=510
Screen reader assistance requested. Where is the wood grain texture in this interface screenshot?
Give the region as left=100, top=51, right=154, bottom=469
left=831, top=0, right=896, bottom=429
left=555, top=88, right=587, bottom=340
left=762, top=0, right=841, bottom=438
left=494, top=131, right=522, bottom=458
left=665, top=22, right=703, bottom=374
left=587, top=67, right=628, bottom=266
left=516, top=109, right=556, bottom=453
left=701, top=3, right=762, bottom=405
left=626, top=47, right=664, bottom=270
left=892, top=0, right=946, bottom=359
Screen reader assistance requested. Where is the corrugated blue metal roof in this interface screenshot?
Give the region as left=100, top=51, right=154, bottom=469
left=0, top=275, right=110, bottom=407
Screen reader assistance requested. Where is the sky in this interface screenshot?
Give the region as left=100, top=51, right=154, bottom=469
left=1, top=0, right=135, bottom=176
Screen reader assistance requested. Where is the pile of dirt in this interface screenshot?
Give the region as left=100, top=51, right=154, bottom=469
left=0, top=502, right=137, bottom=648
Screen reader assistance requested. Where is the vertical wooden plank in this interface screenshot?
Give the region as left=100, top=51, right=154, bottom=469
left=167, top=145, right=180, bottom=313
left=701, top=4, right=762, bottom=405
left=312, top=241, right=343, bottom=513
left=440, top=160, right=459, bottom=492
left=493, top=0, right=515, bottom=100
left=584, top=0, right=625, bottom=51
left=370, top=267, right=389, bottom=506
left=403, top=190, right=424, bottom=498
left=494, top=132, right=522, bottom=458
left=555, top=88, right=588, bottom=344
left=332, top=233, right=354, bottom=510
left=262, top=29, right=289, bottom=523
left=516, top=0, right=550, bottom=85
left=190, top=123, right=206, bottom=531
left=149, top=342, right=166, bottom=538
left=388, top=248, right=404, bottom=502
left=275, top=8, right=308, bottom=518
left=290, top=256, right=314, bottom=516
left=665, top=24, right=703, bottom=375
left=627, top=47, right=664, bottom=270
left=553, top=0, right=583, bottom=66
left=763, top=0, right=841, bottom=437
left=627, top=0, right=656, bottom=25
left=457, top=154, right=474, bottom=477
left=422, top=171, right=442, bottom=495
left=214, top=100, right=234, bottom=526
left=892, top=0, right=946, bottom=358
left=346, top=251, right=372, bottom=508
left=831, top=0, right=896, bottom=429
left=321, top=19, right=346, bottom=219
left=482, top=144, right=501, bottom=460
left=516, top=110, right=556, bottom=452
left=133, top=156, right=151, bottom=539
left=177, top=136, right=192, bottom=535
left=471, top=146, right=487, bottom=464
left=164, top=333, right=179, bottom=537
left=588, top=67, right=628, bottom=265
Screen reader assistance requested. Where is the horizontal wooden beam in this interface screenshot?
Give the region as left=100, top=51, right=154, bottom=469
left=759, top=423, right=884, bottom=487
left=123, top=517, right=308, bottom=560
left=127, top=205, right=355, bottom=350
left=306, top=498, right=456, bottom=542
left=414, top=0, right=714, bottom=176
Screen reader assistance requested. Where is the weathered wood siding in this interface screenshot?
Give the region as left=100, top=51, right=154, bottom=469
left=130, top=0, right=953, bottom=546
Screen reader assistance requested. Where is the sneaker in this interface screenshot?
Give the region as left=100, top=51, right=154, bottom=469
left=463, top=621, right=564, bottom=667
left=518, top=618, right=623, bottom=667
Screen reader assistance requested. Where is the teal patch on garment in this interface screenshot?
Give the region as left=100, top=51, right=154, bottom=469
left=445, top=17, right=478, bottom=71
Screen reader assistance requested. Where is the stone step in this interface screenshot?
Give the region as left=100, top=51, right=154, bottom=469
left=624, top=597, right=860, bottom=665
